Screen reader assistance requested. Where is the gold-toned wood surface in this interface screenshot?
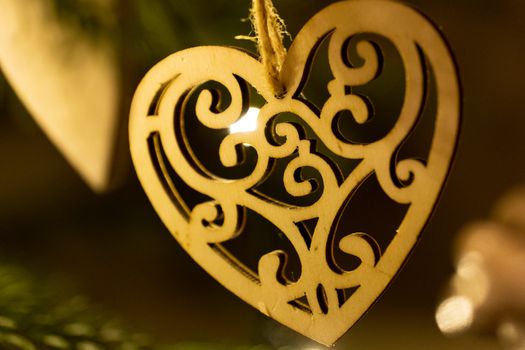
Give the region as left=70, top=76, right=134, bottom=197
left=0, top=0, right=120, bottom=191
left=129, top=0, right=460, bottom=345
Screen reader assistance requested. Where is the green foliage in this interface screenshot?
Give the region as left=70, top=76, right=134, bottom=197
left=0, top=264, right=152, bottom=349
left=0, top=264, right=291, bottom=350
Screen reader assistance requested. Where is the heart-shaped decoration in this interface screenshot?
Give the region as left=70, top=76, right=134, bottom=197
left=0, top=0, right=120, bottom=191
left=129, top=0, right=460, bottom=345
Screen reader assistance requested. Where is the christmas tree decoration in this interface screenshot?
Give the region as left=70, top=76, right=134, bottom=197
left=129, top=0, right=460, bottom=345
left=0, top=0, right=120, bottom=192
left=436, top=187, right=525, bottom=348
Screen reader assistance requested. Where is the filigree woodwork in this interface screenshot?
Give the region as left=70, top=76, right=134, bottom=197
left=129, top=0, right=460, bottom=345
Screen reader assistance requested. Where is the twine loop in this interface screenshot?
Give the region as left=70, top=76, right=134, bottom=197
left=236, top=0, right=289, bottom=97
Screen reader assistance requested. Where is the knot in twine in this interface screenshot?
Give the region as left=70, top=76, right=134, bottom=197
left=237, top=0, right=289, bottom=97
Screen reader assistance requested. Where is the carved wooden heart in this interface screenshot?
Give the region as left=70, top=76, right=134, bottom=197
left=129, top=0, right=460, bottom=345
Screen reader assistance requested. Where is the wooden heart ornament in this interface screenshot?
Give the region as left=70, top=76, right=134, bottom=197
left=129, top=0, right=460, bottom=345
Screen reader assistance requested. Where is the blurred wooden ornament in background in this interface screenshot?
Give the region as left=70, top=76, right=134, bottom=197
left=0, top=0, right=122, bottom=192
left=130, top=0, right=460, bottom=345
left=436, top=187, right=525, bottom=349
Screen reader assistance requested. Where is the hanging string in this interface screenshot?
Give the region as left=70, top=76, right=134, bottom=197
left=236, top=0, right=289, bottom=97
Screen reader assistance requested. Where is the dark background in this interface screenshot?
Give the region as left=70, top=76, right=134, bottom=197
left=1, top=0, right=523, bottom=348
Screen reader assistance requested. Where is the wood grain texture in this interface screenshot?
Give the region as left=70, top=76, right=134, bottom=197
left=129, top=0, right=460, bottom=345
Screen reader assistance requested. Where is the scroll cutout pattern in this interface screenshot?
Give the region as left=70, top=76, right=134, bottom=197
left=130, top=0, right=460, bottom=345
